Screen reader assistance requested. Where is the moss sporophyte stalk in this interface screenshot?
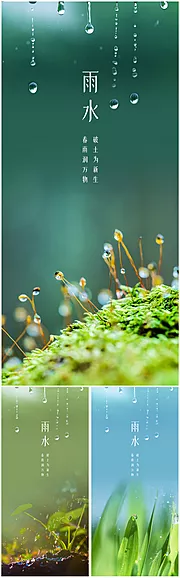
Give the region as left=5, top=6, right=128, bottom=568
left=2, top=231, right=179, bottom=386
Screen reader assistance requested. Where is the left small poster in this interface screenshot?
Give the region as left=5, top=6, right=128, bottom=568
left=1, top=386, right=89, bottom=576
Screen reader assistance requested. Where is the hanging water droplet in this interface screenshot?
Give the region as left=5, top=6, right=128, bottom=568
left=29, top=82, right=38, bottom=94
left=112, top=67, right=117, bottom=76
left=65, top=432, right=69, bottom=438
left=130, top=92, right=139, bottom=104
left=170, top=387, right=174, bottom=391
left=42, top=398, right=47, bottom=404
left=55, top=435, right=60, bottom=441
left=145, top=435, right=149, bottom=441
left=119, top=387, right=123, bottom=393
left=133, top=33, right=137, bottom=38
left=138, top=267, right=149, bottom=279
left=15, top=426, right=20, bottom=433
left=114, top=35, right=118, bottom=39
left=120, top=268, right=126, bottom=274
left=132, top=72, right=138, bottom=78
left=173, top=266, right=179, bottom=278
left=155, top=432, right=159, bottom=438
left=30, top=58, right=36, bottom=67
left=132, top=397, right=137, bottom=404
left=31, top=37, right=35, bottom=43
left=98, top=289, right=112, bottom=305
left=112, top=83, right=116, bottom=88
left=105, top=427, right=109, bottom=433
left=133, top=56, right=138, bottom=63
left=34, top=314, right=41, bottom=324
left=57, top=1, right=65, bottom=15
left=109, top=99, right=119, bottom=109
left=85, top=23, right=94, bottom=34
left=29, top=387, right=33, bottom=394
left=160, top=1, right=168, bottom=9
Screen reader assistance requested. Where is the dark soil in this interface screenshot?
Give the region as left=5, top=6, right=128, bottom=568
left=2, top=551, right=88, bottom=576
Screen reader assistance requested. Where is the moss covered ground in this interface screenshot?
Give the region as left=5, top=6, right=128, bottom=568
left=2, top=285, right=179, bottom=386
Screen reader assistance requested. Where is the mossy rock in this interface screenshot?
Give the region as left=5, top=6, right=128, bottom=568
left=2, top=285, right=179, bottom=386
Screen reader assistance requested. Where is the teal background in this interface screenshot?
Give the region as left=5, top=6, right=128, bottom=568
left=2, top=386, right=88, bottom=543
left=2, top=2, right=178, bottom=339
left=92, top=386, right=178, bottom=524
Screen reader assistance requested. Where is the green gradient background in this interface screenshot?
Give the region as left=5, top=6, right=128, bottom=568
left=2, top=386, right=88, bottom=541
left=2, top=2, right=178, bottom=338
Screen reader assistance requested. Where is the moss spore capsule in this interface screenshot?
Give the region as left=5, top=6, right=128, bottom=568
left=32, top=287, right=40, bottom=296
left=114, top=229, right=123, bottom=242
left=18, top=294, right=28, bottom=302
left=156, top=234, right=164, bottom=245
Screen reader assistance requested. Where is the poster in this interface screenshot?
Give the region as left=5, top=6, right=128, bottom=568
left=2, top=0, right=178, bottom=387
left=1, top=1, right=179, bottom=577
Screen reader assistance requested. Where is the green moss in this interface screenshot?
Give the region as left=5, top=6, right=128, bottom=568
left=2, top=285, right=179, bottom=386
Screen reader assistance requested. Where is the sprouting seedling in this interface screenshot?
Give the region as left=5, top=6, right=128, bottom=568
left=79, top=277, right=99, bottom=312
left=156, top=233, right=164, bottom=274
left=54, top=271, right=93, bottom=315
left=114, top=230, right=128, bottom=287
left=2, top=314, right=32, bottom=363
left=18, top=287, right=46, bottom=346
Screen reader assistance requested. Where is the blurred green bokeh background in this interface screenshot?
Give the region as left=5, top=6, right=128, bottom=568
left=2, top=1, right=178, bottom=338
left=2, top=386, right=88, bottom=542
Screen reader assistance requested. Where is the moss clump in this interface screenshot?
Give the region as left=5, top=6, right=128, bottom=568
left=2, top=285, right=179, bottom=386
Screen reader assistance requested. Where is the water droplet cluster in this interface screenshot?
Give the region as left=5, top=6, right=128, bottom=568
left=129, top=3, right=139, bottom=105
left=105, top=387, right=109, bottom=432
left=65, top=387, right=69, bottom=438
left=145, top=387, right=149, bottom=440
left=15, top=388, right=19, bottom=433
left=111, top=3, right=119, bottom=101
left=155, top=387, right=159, bottom=439
left=55, top=387, right=60, bottom=441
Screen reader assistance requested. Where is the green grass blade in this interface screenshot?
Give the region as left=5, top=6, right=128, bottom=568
left=158, top=558, right=171, bottom=576
left=117, top=516, right=138, bottom=576
left=92, top=484, right=126, bottom=576
left=148, top=549, right=162, bottom=575
left=137, top=498, right=157, bottom=575
left=169, top=523, right=178, bottom=574
left=174, top=553, right=178, bottom=576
